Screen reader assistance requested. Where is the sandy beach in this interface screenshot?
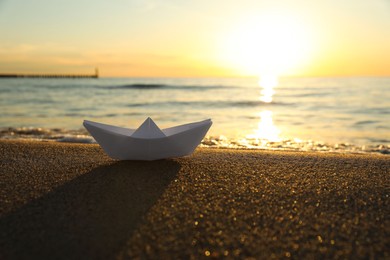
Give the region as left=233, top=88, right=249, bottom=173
left=0, top=140, right=388, bottom=259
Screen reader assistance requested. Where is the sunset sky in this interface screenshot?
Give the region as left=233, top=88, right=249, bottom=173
left=0, top=0, right=389, bottom=77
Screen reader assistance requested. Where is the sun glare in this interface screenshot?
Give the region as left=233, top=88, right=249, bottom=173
left=221, top=12, right=313, bottom=77
left=247, top=110, right=281, bottom=142
left=259, top=74, right=277, bottom=103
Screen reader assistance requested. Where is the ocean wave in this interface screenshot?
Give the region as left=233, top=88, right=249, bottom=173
left=289, top=92, right=333, bottom=98
left=107, top=83, right=167, bottom=89
left=352, top=108, right=390, bottom=115
left=201, top=136, right=390, bottom=155
left=125, top=100, right=291, bottom=108
left=354, top=120, right=379, bottom=126
left=103, top=84, right=232, bottom=90
left=0, top=127, right=94, bottom=143
left=1, top=127, right=389, bottom=155
left=232, top=100, right=292, bottom=106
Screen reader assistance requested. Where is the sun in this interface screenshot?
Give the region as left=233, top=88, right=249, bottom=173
left=220, top=12, right=313, bottom=77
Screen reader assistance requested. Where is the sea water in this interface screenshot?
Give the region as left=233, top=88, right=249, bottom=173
left=0, top=77, right=389, bottom=154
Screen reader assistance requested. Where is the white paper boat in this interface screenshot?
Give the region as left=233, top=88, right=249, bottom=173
left=83, top=118, right=212, bottom=160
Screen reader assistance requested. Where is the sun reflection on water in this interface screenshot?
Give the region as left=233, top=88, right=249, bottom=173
left=247, top=75, right=281, bottom=143
left=252, top=110, right=281, bottom=142
left=259, top=74, right=278, bottom=103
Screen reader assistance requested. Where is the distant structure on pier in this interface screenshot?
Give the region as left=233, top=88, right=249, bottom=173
left=0, top=68, right=99, bottom=79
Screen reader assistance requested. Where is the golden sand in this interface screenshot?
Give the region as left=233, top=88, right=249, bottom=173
left=0, top=140, right=388, bottom=259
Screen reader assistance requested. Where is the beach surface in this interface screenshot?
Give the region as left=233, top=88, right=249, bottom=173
left=0, top=140, right=389, bottom=259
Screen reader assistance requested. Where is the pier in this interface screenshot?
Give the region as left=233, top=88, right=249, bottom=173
left=0, top=68, right=99, bottom=79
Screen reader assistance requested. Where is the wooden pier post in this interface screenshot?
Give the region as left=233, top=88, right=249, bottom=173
left=0, top=68, right=99, bottom=79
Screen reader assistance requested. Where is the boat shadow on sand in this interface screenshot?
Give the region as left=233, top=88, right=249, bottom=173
left=0, top=160, right=180, bottom=260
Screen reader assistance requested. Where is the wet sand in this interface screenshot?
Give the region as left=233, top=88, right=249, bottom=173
left=0, top=140, right=389, bottom=259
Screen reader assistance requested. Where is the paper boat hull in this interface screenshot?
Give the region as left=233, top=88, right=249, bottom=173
left=83, top=119, right=212, bottom=160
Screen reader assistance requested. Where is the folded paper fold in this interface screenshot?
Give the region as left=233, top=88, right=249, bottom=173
left=132, top=117, right=166, bottom=138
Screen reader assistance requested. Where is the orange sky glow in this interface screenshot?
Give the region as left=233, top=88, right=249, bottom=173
left=0, top=0, right=389, bottom=77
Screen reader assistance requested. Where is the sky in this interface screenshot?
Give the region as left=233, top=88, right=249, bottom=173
left=0, top=0, right=389, bottom=77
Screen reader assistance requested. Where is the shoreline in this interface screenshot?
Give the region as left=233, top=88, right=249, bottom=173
left=1, top=130, right=389, bottom=155
left=0, top=140, right=389, bottom=259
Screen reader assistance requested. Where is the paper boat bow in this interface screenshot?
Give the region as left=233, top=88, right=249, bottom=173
left=83, top=118, right=212, bottom=160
